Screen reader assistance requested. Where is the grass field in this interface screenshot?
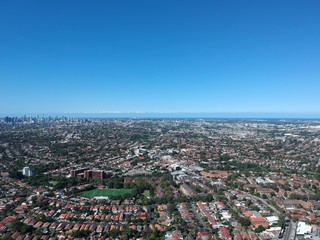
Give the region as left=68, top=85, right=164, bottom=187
left=81, top=188, right=133, bottom=198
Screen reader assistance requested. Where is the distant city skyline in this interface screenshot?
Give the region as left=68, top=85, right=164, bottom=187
left=1, top=1, right=319, bottom=114
left=1, top=111, right=320, bottom=119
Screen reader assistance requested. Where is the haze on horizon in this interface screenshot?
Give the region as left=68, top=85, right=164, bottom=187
left=0, top=1, right=319, bottom=115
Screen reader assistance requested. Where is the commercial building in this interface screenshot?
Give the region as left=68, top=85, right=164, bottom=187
left=296, top=221, right=312, bottom=236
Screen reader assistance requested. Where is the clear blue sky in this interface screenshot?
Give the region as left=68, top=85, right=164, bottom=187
left=1, top=0, right=319, bottom=115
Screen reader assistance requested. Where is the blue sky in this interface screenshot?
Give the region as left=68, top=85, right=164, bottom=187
left=0, top=1, right=320, bottom=115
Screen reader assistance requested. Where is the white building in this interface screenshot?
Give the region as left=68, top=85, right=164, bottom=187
left=22, top=167, right=34, bottom=177
left=296, top=221, right=312, bottom=236
left=266, top=216, right=279, bottom=225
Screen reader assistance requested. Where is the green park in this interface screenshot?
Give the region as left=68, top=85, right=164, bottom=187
left=80, top=188, right=133, bottom=198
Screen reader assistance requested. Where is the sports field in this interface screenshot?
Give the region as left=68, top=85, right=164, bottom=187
left=81, top=188, right=133, bottom=198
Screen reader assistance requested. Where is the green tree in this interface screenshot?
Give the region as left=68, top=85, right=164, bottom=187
left=9, top=170, right=24, bottom=180
left=239, top=217, right=251, bottom=227
left=254, top=225, right=266, bottom=233
left=72, top=230, right=91, bottom=238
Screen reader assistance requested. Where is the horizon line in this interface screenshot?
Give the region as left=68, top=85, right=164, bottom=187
left=1, top=111, right=320, bottom=119
left=2, top=111, right=320, bottom=114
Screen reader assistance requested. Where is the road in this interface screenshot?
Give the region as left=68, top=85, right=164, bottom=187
left=240, top=191, right=281, bottom=216
left=240, top=191, right=298, bottom=240
left=190, top=203, right=208, bottom=228
left=284, top=221, right=297, bottom=240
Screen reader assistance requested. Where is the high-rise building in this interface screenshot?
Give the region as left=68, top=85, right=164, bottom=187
left=71, top=168, right=89, bottom=178
left=84, top=170, right=107, bottom=180
left=71, top=168, right=108, bottom=180
left=22, top=167, right=34, bottom=177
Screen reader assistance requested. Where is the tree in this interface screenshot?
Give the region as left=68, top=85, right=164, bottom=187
left=278, top=215, right=285, bottom=227
left=20, top=224, right=35, bottom=234
left=9, top=220, right=23, bottom=232
left=107, top=229, right=121, bottom=238
left=254, top=225, right=266, bottom=233
left=239, top=217, right=251, bottom=227
left=147, top=229, right=163, bottom=240
left=245, top=199, right=253, bottom=207
left=251, top=205, right=260, bottom=212
left=9, top=169, right=24, bottom=180
left=10, top=220, right=34, bottom=234
left=72, top=230, right=91, bottom=238
left=168, top=203, right=176, bottom=213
